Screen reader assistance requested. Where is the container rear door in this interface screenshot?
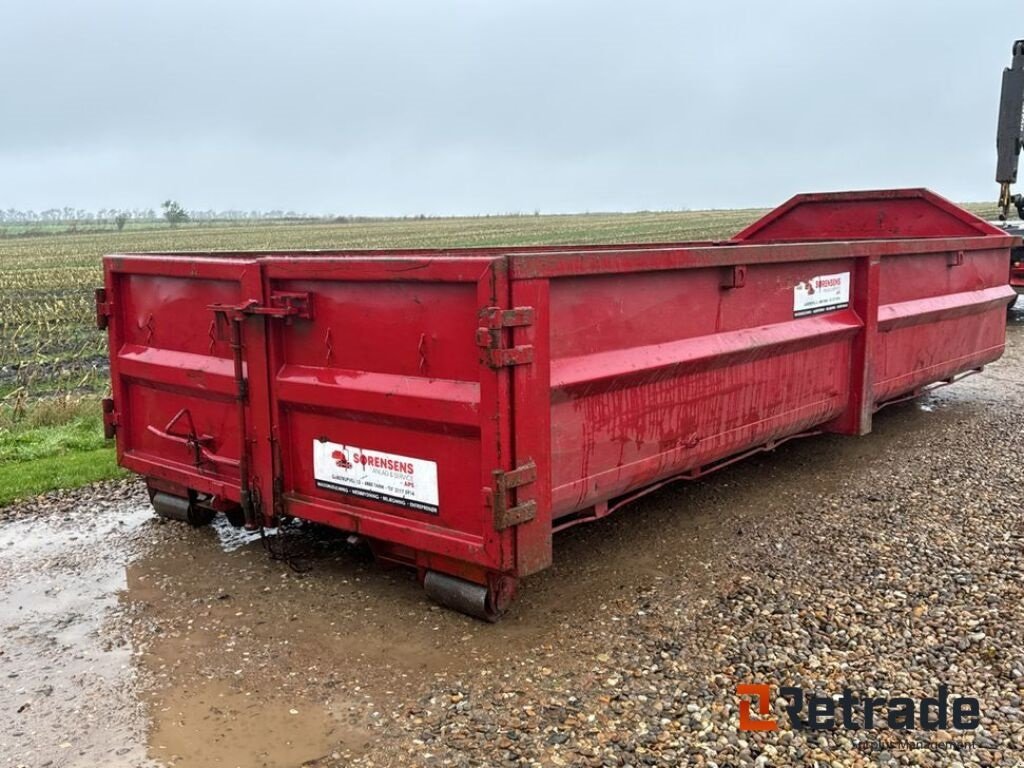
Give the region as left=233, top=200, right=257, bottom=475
left=261, top=256, right=514, bottom=575
left=105, top=257, right=272, bottom=501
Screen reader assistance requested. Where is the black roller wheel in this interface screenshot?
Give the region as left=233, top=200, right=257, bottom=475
left=423, top=571, right=514, bottom=622
left=151, top=491, right=215, bottom=527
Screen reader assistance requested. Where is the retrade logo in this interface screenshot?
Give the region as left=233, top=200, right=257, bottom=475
left=736, top=684, right=980, bottom=733
left=737, top=684, right=778, bottom=731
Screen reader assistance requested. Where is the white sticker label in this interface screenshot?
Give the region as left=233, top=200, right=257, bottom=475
left=793, top=272, right=851, bottom=317
left=313, top=440, right=439, bottom=514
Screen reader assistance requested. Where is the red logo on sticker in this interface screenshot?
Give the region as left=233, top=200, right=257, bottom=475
left=331, top=450, right=351, bottom=468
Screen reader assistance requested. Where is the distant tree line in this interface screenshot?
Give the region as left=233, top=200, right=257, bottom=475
left=0, top=206, right=313, bottom=224
left=0, top=205, right=570, bottom=231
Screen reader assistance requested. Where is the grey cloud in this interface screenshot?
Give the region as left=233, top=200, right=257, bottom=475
left=0, top=0, right=1011, bottom=214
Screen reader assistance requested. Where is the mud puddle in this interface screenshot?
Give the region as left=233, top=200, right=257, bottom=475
left=0, top=500, right=154, bottom=768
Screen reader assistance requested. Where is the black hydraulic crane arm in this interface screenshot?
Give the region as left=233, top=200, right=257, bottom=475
left=997, top=40, right=1024, bottom=219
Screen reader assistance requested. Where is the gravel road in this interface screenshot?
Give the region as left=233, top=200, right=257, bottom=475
left=3, top=317, right=1024, bottom=767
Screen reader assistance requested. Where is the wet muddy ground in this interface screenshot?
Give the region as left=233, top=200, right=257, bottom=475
left=3, top=317, right=1024, bottom=767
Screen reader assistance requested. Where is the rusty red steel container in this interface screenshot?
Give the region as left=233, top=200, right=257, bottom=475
left=97, top=189, right=1018, bottom=619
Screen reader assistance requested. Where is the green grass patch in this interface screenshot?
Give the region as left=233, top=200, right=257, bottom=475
left=0, top=406, right=126, bottom=505
left=0, top=447, right=124, bottom=506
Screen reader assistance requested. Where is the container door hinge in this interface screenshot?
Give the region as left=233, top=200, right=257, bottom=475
left=476, top=306, right=534, bottom=368
left=95, top=288, right=112, bottom=329
left=488, top=460, right=537, bottom=530
left=101, top=398, right=119, bottom=438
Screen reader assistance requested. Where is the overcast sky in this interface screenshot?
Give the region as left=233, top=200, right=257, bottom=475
left=0, top=1, right=1016, bottom=215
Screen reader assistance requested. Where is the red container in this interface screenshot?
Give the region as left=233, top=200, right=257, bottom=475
left=98, top=189, right=1017, bottom=619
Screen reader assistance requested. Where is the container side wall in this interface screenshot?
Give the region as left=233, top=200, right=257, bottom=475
left=545, top=259, right=859, bottom=517
left=874, top=246, right=1014, bottom=402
